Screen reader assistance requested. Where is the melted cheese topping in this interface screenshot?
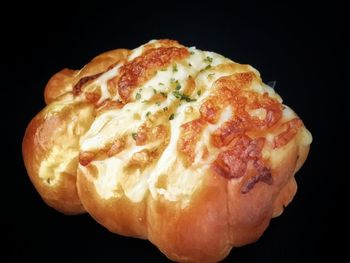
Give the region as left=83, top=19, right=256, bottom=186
left=77, top=39, right=312, bottom=204
left=39, top=102, right=93, bottom=185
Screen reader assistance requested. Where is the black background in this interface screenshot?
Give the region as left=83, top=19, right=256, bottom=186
left=3, top=1, right=346, bottom=262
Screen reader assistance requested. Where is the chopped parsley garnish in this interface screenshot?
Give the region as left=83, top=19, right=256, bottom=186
left=135, top=93, right=141, bottom=100
left=146, top=111, right=151, bottom=117
left=172, top=91, right=197, bottom=102
left=190, top=51, right=195, bottom=55
left=132, top=133, right=137, bottom=140
left=172, top=90, right=182, bottom=99
left=200, top=64, right=212, bottom=72
left=141, top=100, right=148, bottom=103
left=159, top=82, right=164, bottom=86
left=185, top=97, right=197, bottom=102
left=156, top=101, right=161, bottom=106
left=175, top=82, right=181, bottom=90
left=160, top=68, right=167, bottom=71
left=172, top=64, right=178, bottom=72
left=208, top=73, right=215, bottom=78
left=170, top=79, right=181, bottom=90
left=188, top=63, right=192, bottom=67
left=163, top=107, right=168, bottom=111
left=169, top=114, right=175, bottom=120
left=153, top=88, right=157, bottom=94
left=204, top=56, right=213, bottom=63
left=197, top=90, right=202, bottom=96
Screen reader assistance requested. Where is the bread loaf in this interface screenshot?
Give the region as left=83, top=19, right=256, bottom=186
left=23, top=39, right=312, bottom=262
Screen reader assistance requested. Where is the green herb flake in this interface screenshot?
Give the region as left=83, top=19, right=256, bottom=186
left=172, top=91, right=197, bottom=102
left=132, top=133, right=137, bottom=140
left=175, top=82, right=181, bottom=90
left=135, top=93, right=141, bottom=100
left=158, top=82, right=164, bottom=86
left=208, top=73, right=215, bottom=78
left=156, top=101, right=161, bottom=106
left=190, top=51, right=195, bottom=55
left=160, top=68, right=167, bottom=71
left=197, top=90, right=202, bottom=96
left=188, top=63, right=192, bottom=67
left=185, top=97, right=197, bottom=102
left=172, top=64, right=178, bottom=72
left=146, top=111, right=151, bottom=117
left=204, top=56, right=213, bottom=63
left=169, top=114, right=175, bottom=120
left=172, top=90, right=182, bottom=99
left=163, top=107, right=168, bottom=111
left=199, top=64, right=212, bottom=72
left=170, top=78, right=175, bottom=83
left=153, top=88, right=157, bottom=94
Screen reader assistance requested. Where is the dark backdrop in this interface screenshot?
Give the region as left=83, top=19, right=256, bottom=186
left=3, top=1, right=346, bottom=262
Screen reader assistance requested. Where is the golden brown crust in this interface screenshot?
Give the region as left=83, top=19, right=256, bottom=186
left=45, top=49, right=130, bottom=102
left=76, top=130, right=309, bottom=262
left=44, top=68, right=78, bottom=104
left=77, top=168, right=148, bottom=238
left=22, top=101, right=95, bottom=214
left=72, top=49, right=130, bottom=96
left=23, top=48, right=130, bottom=214
left=147, top=174, right=231, bottom=263
left=226, top=140, right=300, bottom=246
left=79, top=48, right=130, bottom=77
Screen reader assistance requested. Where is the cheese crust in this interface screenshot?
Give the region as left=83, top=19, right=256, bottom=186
left=22, top=39, right=312, bottom=262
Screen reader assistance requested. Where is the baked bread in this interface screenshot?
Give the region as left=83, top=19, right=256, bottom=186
left=22, top=39, right=312, bottom=262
